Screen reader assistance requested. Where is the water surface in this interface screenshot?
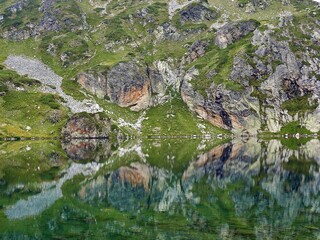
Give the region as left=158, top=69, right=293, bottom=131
left=0, top=138, right=319, bottom=239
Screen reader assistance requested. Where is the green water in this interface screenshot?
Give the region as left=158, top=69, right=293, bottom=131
left=0, top=138, right=319, bottom=239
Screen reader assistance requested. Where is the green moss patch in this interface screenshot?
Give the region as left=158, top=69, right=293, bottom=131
left=282, top=95, right=317, bottom=116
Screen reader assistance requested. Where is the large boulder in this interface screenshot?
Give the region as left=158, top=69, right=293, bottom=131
left=214, top=20, right=258, bottom=49
left=107, top=62, right=152, bottom=111
left=179, top=3, right=217, bottom=24
left=61, top=112, right=110, bottom=139
left=77, top=72, right=107, bottom=99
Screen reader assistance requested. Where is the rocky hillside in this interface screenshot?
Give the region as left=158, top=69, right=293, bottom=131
left=0, top=0, right=319, bottom=136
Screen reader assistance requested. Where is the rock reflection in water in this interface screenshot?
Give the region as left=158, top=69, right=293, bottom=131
left=78, top=138, right=320, bottom=237
left=62, top=139, right=111, bottom=162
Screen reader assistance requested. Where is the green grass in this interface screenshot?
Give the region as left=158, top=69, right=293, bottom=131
left=279, top=121, right=312, bottom=134
left=190, top=34, right=255, bottom=96
left=0, top=91, right=69, bottom=138
left=281, top=95, right=317, bottom=116
left=142, top=95, right=229, bottom=136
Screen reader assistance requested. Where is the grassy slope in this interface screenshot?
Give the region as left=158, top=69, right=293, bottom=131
left=0, top=0, right=318, bottom=136
left=142, top=96, right=229, bottom=136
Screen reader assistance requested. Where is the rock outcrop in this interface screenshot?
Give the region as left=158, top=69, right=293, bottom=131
left=61, top=112, right=110, bottom=139
left=107, top=62, right=152, bottom=111
left=214, top=20, right=258, bottom=49
left=181, top=24, right=320, bottom=134
left=77, top=61, right=175, bottom=111
left=179, top=3, right=217, bottom=24
left=1, top=0, right=88, bottom=40
left=181, top=68, right=261, bottom=134
left=77, top=72, right=107, bottom=99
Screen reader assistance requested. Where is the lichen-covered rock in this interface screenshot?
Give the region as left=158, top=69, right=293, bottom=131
left=179, top=3, right=217, bottom=24
left=182, top=26, right=320, bottom=134
left=214, top=20, right=258, bottom=49
left=181, top=40, right=210, bottom=64
left=61, top=112, right=110, bottom=139
left=1, top=0, right=88, bottom=40
left=107, top=62, right=152, bottom=111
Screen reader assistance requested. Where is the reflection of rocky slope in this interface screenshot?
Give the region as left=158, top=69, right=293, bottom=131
left=79, top=138, right=320, bottom=237
left=79, top=162, right=183, bottom=212
left=5, top=162, right=101, bottom=220
left=182, top=138, right=320, bottom=237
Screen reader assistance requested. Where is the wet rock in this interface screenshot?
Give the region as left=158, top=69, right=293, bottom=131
left=214, top=20, right=258, bottom=49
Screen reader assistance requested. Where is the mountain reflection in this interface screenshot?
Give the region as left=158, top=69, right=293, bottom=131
left=78, top=138, right=320, bottom=233
left=1, top=138, right=320, bottom=239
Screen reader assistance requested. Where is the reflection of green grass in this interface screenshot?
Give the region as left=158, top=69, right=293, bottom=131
left=283, top=155, right=318, bottom=176
left=280, top=137, right=312, bottom=150
left=0, top=140, right=67, bottom=184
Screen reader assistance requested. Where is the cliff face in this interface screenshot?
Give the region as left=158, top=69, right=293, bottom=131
left=0, top=0, right=319, bottom=135
left=181, top=26, right=320, bottom=134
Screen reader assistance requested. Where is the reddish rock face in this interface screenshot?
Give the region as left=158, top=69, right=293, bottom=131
left=107, top=62, right=152, bottom=111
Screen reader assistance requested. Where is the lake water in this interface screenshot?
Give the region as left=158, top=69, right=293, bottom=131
left=0, top=137, right=319, bottom=239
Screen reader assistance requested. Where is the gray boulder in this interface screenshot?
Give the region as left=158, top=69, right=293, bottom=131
left=107, top=62, right=152, bottom=111
left=77, top=72, right=107, bottom=99
left=214, top=20, right=258, bottom=49
left=179, top=3, right=217, bottom=24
